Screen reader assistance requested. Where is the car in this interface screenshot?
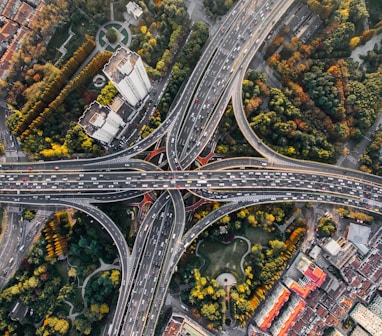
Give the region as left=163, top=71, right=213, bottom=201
left=22, top=177, right=27, bottom=182
left=194, top=98, right=199, bottom=103
left=54, top=166, right=59, bottom=170
left=27, top=167, right=33, bottom=170
left=253, top=20, right=258, bottom=26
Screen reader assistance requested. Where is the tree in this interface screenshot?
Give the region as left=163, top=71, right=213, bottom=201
left=268, top=240, right=287, bottom=256
left=201, top=303, right=221, bottom=321
left=23, top=209, right=36, bottom=221
left=317, top=217, right=336, bottom=237
left=73, top=318, right=92, bottom=335
left=105, top=28, right=118, bottom=44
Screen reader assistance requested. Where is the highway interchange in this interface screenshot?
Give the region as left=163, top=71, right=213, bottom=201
left=1, top=0, right=382, bottom=335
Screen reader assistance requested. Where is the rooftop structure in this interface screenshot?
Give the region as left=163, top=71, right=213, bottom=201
left=350, top=326, right=370, bottom=336
left=296, top=254, right=326, bottom=287
left=0, top=0, right=43, bottom=78
left=309, top=245, right=321, bottom=260
left=284, top=277, right=315, bottom=299
left=369, top=294, right=382, bottom=319
left=8, top=300, right=29, bottom=321
left=329, top=328, right=346, bottom=336
left=269, top=295, right=306, bottom=336
left=247, top=324, right=271, bottom=336
left=324, top=238, right=358, bottom=269
left=323, top=238, right=342, bottom=256
left=78, top=101, right=126, bottom=144
left=358, top=248, right=382, bottom=284
left=254, top=283, right=291, bottom=330
left=162, top=313, right=214, bottom=336
left=103, top=47, right=151, bottom=107
left=347, top=223, right=371, bottom=245
left=126, top=1, right=143, bottom=20
left=350, top=303, right=382, bottom=336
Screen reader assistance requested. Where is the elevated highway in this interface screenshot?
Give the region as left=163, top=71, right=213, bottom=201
left=1, top=0, right=381, bottom=335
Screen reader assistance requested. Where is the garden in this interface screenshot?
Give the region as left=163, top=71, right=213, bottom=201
left=197, top=237, right=250, bottom=282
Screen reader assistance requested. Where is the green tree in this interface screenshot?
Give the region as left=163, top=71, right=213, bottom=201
left=105, top=28, right=118, bottom=43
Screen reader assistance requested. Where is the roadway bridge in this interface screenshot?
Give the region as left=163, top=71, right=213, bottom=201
left=1, top=0, right=380, bottom=335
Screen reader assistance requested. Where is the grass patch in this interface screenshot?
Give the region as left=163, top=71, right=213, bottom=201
left=99, top=30, right=106, bottom=47
left=244, top=226, right=276, bottom=246
left=197, top=238, right=249, bottom=281
left=121, top=28, right=129, bottom=44
left=55, top=301, right=71, bottom=316
left=55, top=261, right=69, bottom=283
left=71, top=286, right=84, bottom=313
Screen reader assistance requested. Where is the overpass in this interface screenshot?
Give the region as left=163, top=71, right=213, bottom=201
left=1, top=0, right=380, bottom=335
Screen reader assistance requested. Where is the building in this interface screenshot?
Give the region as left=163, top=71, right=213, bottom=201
left=78, top=101, right=126, bottom=144
left=350, top=303, right=382, bottom=336
left=254, top=283, right=291, bottom=330
left=0, top=0, right=43, bottom=78
left=347, top=223, right=371, bottom=255
left=369, top=294, right=382, bottom=319
left=126, top=1, right=143, bottom=20
left=329, top=328, right=346, bottom=336
left=162, top=313, right=214, bottom=336
left=350, top=325, right=370, bottom=336
left=323, top=238, right=358, bottom=269
left=103, top=47, right=151, bottom=107
left=284, top=253, right=327, bottom=299
left=247, top=324, right=271, bottom=336
left=269, top=295, right=306, bottom=336
left=8, top=300, right=29, bottom=321
left=347, top=223, right=371, bottom=245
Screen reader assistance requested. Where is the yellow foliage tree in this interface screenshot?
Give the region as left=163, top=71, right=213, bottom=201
left=100, top=303, right=109, bottom=314
left=110, top=269, right=121, bottom=286
left=349, top=36, right=360, bottom=49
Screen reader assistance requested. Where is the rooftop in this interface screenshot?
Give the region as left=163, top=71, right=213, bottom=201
left=347, top=223, right=371, bottom=245
left=103, top=47, right=140, bottom=84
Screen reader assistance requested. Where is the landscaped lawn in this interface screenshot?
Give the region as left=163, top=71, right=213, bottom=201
left=55, top=260, right=69, bottom=283
left=71, top=286, right=84, bottom=313
left=197, top=238, right=249, bottom=282
left=244, top=226, right=276, bottom=246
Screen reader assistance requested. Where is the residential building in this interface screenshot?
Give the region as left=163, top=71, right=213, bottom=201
left=269, top=295, right=306, bottom=336
left=369, top=294, right=382, bottom=319
left=0, top=0, right=43, bottom=78
left=350, top=303, right=382, bottom=336
left=103, top=47, right=151, bottom=107
left=323, top=238, right=358, bottom=269
left=78, top=101, right=126, bottom=144
left=350, top=325, right=370, bottom=336
left=126, top=1, right=143, bottom=20
left=284, top=253, right=326, bottom=299
left=162, top=313, right=214, bottom=336
left=254, top=283, right=291, bottom=330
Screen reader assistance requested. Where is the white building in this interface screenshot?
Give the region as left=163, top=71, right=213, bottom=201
left=126, top=1, right=143, bottom=20
left=79, top=101, right=126, bottom=144
left=350, top=303, right=382, bottom=336
left=103, top=47, right=151, bottom=107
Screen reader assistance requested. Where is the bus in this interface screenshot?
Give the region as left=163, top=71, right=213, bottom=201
left=158, top=153, right=164, bottom=165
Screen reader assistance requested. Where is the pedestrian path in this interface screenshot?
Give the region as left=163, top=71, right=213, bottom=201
left=64, top=258, right=120, bottom=320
